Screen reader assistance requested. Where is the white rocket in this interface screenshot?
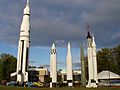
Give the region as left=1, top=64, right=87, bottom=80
left=50, top=43, right=57, bottom=88
left=86, top=30, right=98, bottom=88
left=92, top=36, right=98, bottom=84
left=11, top=0, right=30, bottom=83
left=66, top=42, right=73, bottom=87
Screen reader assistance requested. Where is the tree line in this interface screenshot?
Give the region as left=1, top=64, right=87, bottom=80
left=97, top=44, right=120, bottom=74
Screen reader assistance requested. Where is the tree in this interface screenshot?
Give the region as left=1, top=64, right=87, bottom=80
left=112, top=45, right=120, bottom=74
left=97, top=48, right=112, bottom=73
left=97, top=45, right=120, bottom=74
left=0, top=53, right=17, bottom=81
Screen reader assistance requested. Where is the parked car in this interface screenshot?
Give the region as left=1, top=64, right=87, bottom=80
left=7, top=81, right=17, bottom=86
left=30, top=82, right=44, bottom=88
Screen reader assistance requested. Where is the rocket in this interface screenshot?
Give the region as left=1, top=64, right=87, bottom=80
left=66, top=42, right=73, bottom=87
left=11, top=0, right=30, bottom=83
left=80, top=44, right=86, bottom=87
left=86, top=27, right=98, bottom=88
left=50, top=43, right=57, bottom=88
left=92, top=36, right=98, bottom=84
left=16, top=0, right=30, bottom=83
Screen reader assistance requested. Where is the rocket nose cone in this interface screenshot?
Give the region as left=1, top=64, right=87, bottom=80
left=67, top=42, right=71, bottom=54
left=27, top=0, right=30, bottom=4
left=92, top=36, right=96, bottom=46
left=52, top=43, right=56, bottom=49
left=24, top=0, right=30, bottom=15
left=68, top=42, right=71, bottom=49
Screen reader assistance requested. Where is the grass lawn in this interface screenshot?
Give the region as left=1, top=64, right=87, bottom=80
left=0, top=86, right=120, bottom=90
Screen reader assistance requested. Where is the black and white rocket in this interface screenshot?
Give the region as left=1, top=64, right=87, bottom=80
left=11, top=0, right=30, bottom=83
left=86, top=28, right=98, bottom=88
left=50, top=43, right=57, bottom=88
left=66, top=42, right=73, bottom=87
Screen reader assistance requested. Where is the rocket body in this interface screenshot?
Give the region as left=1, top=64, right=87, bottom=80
left=66, top=42, right=73, bottom=87
left=92, top=36, right=98, bottom=84
left=50, top=43, right=57, bottom=88
left=80, top=44, right=86, bottom=87
left=86, top=32, right=98, bottom=88
left=16, top=0, right=30, bottom=82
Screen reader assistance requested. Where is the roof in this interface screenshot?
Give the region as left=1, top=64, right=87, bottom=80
left=98, top=70, right=120, bottom=79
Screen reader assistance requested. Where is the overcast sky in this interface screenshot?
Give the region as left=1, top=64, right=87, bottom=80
left=0, top=0, right=120, bottom=69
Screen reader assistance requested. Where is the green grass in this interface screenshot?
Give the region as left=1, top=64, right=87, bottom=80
left=0, top=86, right=120, bottom=90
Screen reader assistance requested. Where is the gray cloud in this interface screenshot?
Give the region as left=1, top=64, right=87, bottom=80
left=83, top=0, right=120, bottom=48
left=0, top=0, right=120, bottom=48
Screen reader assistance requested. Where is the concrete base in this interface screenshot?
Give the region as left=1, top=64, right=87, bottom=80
left=67, top=80, right=73, bottom=87
left=50, top=83, right=52, bottom=88
left=68, top=82, right=73, bottom=87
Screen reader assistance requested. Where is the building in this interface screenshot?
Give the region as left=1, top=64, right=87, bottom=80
left=39, top=68, right=49, bottom=83
left=28, top=67, right=49, bottom=82
left=60, top=69, right=81, bottom=85
left=98, top=70, right=120, bottom=86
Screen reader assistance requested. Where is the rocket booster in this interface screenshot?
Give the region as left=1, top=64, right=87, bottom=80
left=92, top=36, right=98, bottom=84
left=50, top=43, right=57, bottom=87
left=80, top=44, right=86, bottom=87
left=16, top=0, right=30, bottom=82
left=66, top=42, right=73, bottom=86
left=87, top=31, right=94, bottom=81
